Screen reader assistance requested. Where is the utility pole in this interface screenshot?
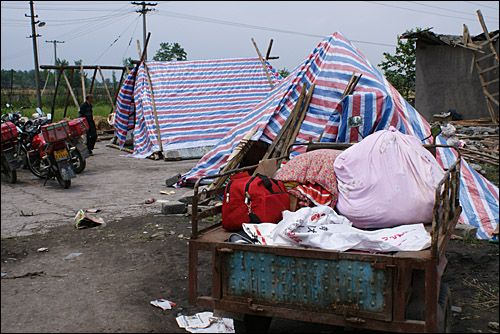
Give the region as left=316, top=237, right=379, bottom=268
left=46, top=40, right=64, bottom=86
left=131, top=1, right=156, bottom=60
left=26, top=1, right=45, bottom=109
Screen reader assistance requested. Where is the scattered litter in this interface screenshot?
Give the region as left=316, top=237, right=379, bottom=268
left=19, top=210, right=34, bottom=216
left=145, top=198, right=157, bottom=204
left=1, top=271, right=45, bottom=279
left=161, top=190, right=175, bottom=195
left=74, top=209, right=106, bottom=229
left=166, top=173, right=182, bottom=187
left=64, top=253, right=83, bottom=260
left=178, top=234, right=184, bottom=238
left=176, top=311, right=234, bottom=333
left=156, top=199, right=169, bottom=204
left=37, top=247, right=49, bottom=252
left=1, top=273, right=7, bottom=277
left=150, top=299, right=176, bottom=310
left=451, top=306, right=462, bottom=313
left=489, top=322, right=499, bottom=330
left=85, top=208, right=101, bottom=213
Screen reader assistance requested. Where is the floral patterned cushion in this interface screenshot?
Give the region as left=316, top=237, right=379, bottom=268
left=274, top=149, right=343, bottom=205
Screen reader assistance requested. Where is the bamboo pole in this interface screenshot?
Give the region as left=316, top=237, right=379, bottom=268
left=251, top=38, right=274, bottom=89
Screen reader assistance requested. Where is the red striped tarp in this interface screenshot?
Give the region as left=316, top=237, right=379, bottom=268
left=114, top=58, right=282, bottom=158
left=179, top=32, right=498, bottom=240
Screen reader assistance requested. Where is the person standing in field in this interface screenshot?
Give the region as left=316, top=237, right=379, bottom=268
left=78, top=94, right=97, bottom=155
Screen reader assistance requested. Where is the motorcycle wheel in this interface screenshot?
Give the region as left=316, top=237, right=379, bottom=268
left=70, top=149, right=86, bottom=173
left=27, top=152, right=48, bottom=179
left=1, top=155, right=17, bottom=184
left=55, top=168, right=71, bottom=189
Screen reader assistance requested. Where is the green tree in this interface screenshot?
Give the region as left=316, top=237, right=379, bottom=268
left=153, top=42, right=187, bottom=61
left=122, top=57, right=134, bottom=69
left=278, top=67, right=290, bottom=78
left=378, top=27, right=425, bottom=103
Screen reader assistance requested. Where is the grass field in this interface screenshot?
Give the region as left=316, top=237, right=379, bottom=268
left=1, top=104, right=113, bottom=122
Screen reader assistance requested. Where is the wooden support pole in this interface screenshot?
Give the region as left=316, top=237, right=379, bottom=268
left=63, top=69, right=75, bottom=118
left=90, top=69, right=97, bottom=94
left=477, top=10, right=499, bottom=62
left=98, top=66, right=116, bottom=113
left=287, top=83, right=315, bottom=148
left=262, top=83, right=308, bottom=160
left=50, top=68, right=64, bottom=122
left=143, top=62, right=163, bottom=156
left=251, top=38, right=274, bottom=89
left=265, top=39, right=274, bottom=60
left=80, top=64, right=86, bottom=98
left=62, top=70, right=80, bottom=110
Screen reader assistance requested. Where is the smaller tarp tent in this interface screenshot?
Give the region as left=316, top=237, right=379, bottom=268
left=114, top=58, right=282, bottom=158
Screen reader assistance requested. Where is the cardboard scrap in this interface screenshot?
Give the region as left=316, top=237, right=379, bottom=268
left=74, top=209, right=105, bottom=229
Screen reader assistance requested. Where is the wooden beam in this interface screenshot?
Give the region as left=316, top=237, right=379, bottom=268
left=262, top=83, right=308, bottom=160
left=97, top=66, right=116, bottom=113
left=80, top=64, right=86, bottom=98
left=40, top=65, right=129, bottom=71
left=251, top=38, right=274, bottom=89
left=265, top=39, right=274, bottom=60
left=63, top=69, right=75, bottom=118
left=62, top=70, right=80, bottom=111
left=90, top=69, right=97, bottom=94
left=50, top=68, right=64, bottom=122
left=287, top=83, right=315, bottom=148
left=143, top=62, right=163, bottom=156
left=477, top=10, right=499, bottom=62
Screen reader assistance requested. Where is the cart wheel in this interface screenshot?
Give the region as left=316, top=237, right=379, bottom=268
left=437, top=282, right=452, bottom=333
left=234, top=314, right=272, bottom=333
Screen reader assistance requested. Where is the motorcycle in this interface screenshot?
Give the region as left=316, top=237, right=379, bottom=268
left=26, top=120, right=76, bottom=189
left=1, top=120, right=21, bottom=183
left=67, top=117, right=89, bottom=174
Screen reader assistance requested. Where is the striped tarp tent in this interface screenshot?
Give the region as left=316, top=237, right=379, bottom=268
left=114, top=58, right=282, bottom=158
left=179, top=32, right=499, bottom=240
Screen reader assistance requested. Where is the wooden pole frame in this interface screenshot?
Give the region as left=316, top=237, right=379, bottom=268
left=251, top=38, right=274, bottom=89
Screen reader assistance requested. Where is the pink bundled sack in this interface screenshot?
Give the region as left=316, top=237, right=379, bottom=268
left=333, top=126, right=445, bottom=229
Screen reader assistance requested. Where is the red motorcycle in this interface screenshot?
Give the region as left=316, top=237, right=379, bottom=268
left=1, top=121, right=21, bottom=183
left=26, top=120, right=76, bottom=189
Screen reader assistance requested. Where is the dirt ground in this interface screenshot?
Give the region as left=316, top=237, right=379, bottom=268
left=1, top=212, right=498, bottom=333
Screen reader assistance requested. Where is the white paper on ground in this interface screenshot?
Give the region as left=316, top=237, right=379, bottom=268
left=176, top=311, right=234, bottom=333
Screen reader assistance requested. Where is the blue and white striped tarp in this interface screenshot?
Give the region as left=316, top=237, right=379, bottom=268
left=179, top=32, right=498, bottom=240
left=114, top=58, right=282, bottom=158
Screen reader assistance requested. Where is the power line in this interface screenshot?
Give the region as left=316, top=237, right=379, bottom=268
left=465, top=1, right=500, bottom=10
left=364, top=1, right=498, bottom=22
left=406, top=1, right=499, bottom=20
left=155, top=10, right=397, bottom=48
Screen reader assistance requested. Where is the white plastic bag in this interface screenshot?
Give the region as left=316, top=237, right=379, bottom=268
left=271, top=206, right=431, bottom=252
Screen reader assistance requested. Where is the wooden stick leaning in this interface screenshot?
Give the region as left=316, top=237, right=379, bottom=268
left=62, top=71, right=80, bottom=110
left=317, top=72, right=360, bottom=142
left=251, top=38, right=274, bottom=89
left=286, top=83, right=316, bottom=150
left=262, top=83, right=308, bottom=160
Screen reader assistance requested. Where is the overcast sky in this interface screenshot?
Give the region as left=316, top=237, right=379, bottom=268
left=1, top=1, right=499, bottom=79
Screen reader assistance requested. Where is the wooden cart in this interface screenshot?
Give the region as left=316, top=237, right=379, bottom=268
left=188, top=143, right=461, bottom=333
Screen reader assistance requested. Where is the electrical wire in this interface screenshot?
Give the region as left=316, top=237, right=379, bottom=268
left=406, top=1, right=499, bottom=20
left=93, top=14, right=141, bottom=64
left=155, top=10, right=397, bottom=47
left=364, top=1, right=498, bottom=23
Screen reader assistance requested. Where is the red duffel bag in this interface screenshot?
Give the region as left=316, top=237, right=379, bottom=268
left=222, top=172, right=290, bottom=231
